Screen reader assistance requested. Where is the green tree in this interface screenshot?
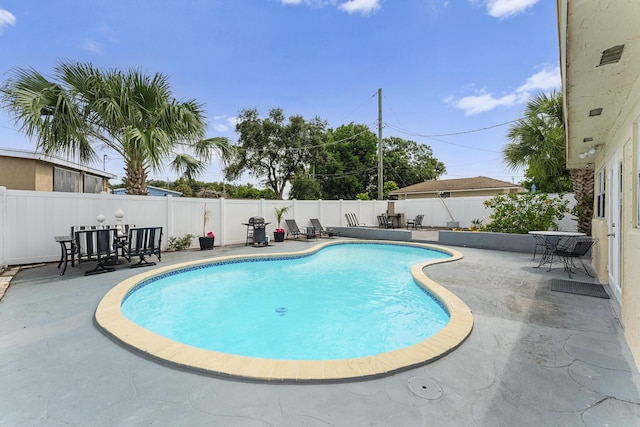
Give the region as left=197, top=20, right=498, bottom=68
left=502, top=91, right=593, bottom=234
left=315, top=123, right=378, bottom=199
left=174, top=181, right=193, bottom=197
left=225, top=107, right=327, bottom=199
left=230, top=183, right=276, bottom=199
left=383, top=180, right=399, bottom=199
left=503, top=92, right=570, bottom=193
left=289, top=174, right=323, bottom=200
left=1, top=61, right=232, bottom=195
left=383, top=137, right=445, bottom=187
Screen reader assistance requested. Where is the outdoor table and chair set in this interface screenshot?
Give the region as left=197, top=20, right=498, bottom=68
left=54, top=225, right=163, bottom=276
left=529, top=230, right=598, bottom=278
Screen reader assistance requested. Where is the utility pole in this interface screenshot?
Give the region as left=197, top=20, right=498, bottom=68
left=377, top=88, right=383, bottom=200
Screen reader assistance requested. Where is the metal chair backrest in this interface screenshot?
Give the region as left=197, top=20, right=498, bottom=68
left=415, top=214, right=424, bottom=226
left=310, top=218, right=323, bottom=232
left=126, top=227, right=162, bottom=257
left=545, top=235, right=561, bottom=248
left=75, top=228, right=117, bottom=262
left=570, top=238, right=596, bottom=257
left=285, top=219, right=302, bottom=233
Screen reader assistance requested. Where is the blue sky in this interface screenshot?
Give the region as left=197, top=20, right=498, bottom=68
left=0, top=0, right=560, bottom=188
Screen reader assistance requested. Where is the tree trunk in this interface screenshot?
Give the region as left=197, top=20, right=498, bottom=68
left=126, top=163, right=149, bottom=196
left=570, top=168, right=595, bottom=235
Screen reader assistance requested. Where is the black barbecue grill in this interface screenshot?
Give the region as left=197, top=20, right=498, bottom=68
left=243, top=216, right=270, bottom=246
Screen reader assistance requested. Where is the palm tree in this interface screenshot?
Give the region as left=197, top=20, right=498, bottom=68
left=1, top=61, right=233, bottom=195
left=503, top=91, right=594, bottom=234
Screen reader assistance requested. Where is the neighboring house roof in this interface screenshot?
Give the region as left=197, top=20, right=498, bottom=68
left=112, top=185, right=182, bottom=197
left=390, top=176, right=524, bottom=195
left=0, top=147, right=116, bottom=179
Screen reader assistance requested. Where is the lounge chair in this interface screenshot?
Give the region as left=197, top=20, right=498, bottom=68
left=285, top=219, right=316, bottom=241
left=406, top=214, right=424, bottom=229
left=345, top=213, right=365, bottom=227
left=550, top=237, right=597, bottom=278
left=310, top=218, right=340, bottom=238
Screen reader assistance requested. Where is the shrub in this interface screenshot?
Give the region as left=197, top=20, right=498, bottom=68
left=468, top=218, right=484, bottom=231
left=167, top=233, right=195, bottom=251
left=483, top=193, right=569, bottom=234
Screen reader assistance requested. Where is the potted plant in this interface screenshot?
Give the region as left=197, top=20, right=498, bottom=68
left=199, top=204, right=215, bottom=250
left=273, top=206, right=290, bottom=242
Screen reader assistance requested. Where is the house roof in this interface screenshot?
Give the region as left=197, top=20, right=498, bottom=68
left=112, top=185, right=182, bottom=196
left=0, top=147, right=116, bottom=179
left=389, top=176, right=523, bottom=195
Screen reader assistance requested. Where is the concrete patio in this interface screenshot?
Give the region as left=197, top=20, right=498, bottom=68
left=1, top=237, right=639, bottom=426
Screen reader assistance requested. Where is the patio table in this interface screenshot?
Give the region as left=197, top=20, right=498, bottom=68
left=54, top=235, right=74, bottom=276
left=528, top=230, right=586, bottom=269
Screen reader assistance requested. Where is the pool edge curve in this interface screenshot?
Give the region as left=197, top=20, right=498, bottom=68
left=94, top=240, right=473, bottom=383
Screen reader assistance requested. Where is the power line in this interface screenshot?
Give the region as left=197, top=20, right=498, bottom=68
left=232, top=126, right=375, bottom=153
left=382, top=92, right=402, bottom=127
left=385, top=119, right=517, bottom=138
left=314, top=165, right=377, bottom=178
left=384, top=122, right=502, bottom=153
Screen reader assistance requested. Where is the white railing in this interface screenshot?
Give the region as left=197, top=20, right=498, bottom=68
left=0, top=187, right=576, bottom=267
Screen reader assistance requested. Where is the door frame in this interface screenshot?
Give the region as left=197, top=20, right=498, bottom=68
left=607, top=147, right=623, bottom=302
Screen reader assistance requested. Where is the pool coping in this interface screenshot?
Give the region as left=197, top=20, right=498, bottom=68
left=94, top=240, right=473, bottom=383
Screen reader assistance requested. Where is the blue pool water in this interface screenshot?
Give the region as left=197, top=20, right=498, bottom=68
left=121, top=243, right=451, bottom=360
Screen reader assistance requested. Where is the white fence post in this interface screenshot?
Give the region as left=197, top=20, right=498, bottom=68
left=166, top=195, right=174, bottom=243
left=0, top=186, right=6, bottom=269
left=218, top=198, right=225, bottom=247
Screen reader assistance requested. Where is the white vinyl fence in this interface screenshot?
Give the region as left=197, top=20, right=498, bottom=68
left=0, top=187, right=576, bottom=268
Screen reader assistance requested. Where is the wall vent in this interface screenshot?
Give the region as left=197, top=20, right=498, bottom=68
left=599, top=45, right=624, bottom=66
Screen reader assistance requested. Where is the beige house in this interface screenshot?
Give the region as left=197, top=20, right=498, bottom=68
left=0, top=148, right=115, bottom=193
left=389, top=176, right=525, bottom=200
left=558, top=0, right=640, bottom=368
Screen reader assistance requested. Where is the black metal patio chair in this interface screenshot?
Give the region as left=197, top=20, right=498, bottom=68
left=551, top=237, right=597, bottom=278
left=122, top=226, right=163, bottom=268
left=377, top=214, right=394, bottom=229
left=75, top=228, right=118, bottom=276
left=406, top=214, right=424, bottom=229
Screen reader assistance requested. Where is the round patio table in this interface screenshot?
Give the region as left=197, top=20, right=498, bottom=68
left=528, top=230, right=586, bottom=268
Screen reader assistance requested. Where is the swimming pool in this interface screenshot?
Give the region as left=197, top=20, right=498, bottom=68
left=95, top=240, right=473, bottom=382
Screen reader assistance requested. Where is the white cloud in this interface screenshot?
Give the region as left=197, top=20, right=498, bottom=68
left=279, top=0, right=337, bottom=6
left=447, top=64, right=560, bottom=115
left=516, top=65, right=561, bottom=93
left=278, top=0, right=381, bottom=15
left=453, top=92, right=520, bottom=116
left=210, top=116, right=238, bottom=133
left=81, top=25, right=119, bottom=55
left=0, top=8, right=16, bottom=33
left=484, top=0, right=540, bottom=19
left=98, top=24, right=119, bottom=43
left=227, top=116, right=239, bottom=127
left=82, top=39, right=104, bottom=54
left=212, top=123, right=229, bottom=133
left=338, top=0, right=381, bottom=15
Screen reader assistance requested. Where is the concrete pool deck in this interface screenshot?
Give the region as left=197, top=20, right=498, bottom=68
left=1, top=238, right=639, bottom=425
